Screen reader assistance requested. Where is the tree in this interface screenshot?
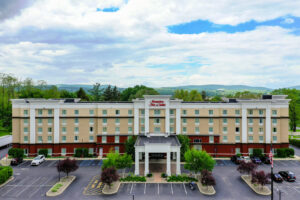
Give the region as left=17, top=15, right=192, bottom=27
left=102, top=152, right=120, bottom=169
left=101, top=167, right=119, bottom=188
left=60, top=89, right=76, bottom=98
left=177, top=135, right=190, bottom=161
left=173, top=89, right=203, bottom=101
left=120, top=85, right=159, bottom=101
left=112, top=86, right=121, bottom=101
left=210, top=96, right=222, bottom=102
left=125, top=136, right=137, bottom=159
left=56, top=158, right=78, bottom=177
left=103, top=85, right=113, bottom=101
left=201, top=90, right=207, bottom=100
left=184, top=149, right=215, bottom=175
left=116, top=153, right=133, bottom=177
left=237, top=161, right=257, bottom=177
left=251, top=170, right=271, bottom=190
left=89, top=83, right=103, bottom=101
left=201, top=169, right=216, bottom=188
left=76, top=87, right=89, bottom=101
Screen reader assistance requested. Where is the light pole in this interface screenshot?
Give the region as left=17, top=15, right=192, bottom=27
left=270, top=139, right=273, bottom=200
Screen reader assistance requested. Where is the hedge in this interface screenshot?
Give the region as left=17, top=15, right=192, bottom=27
left=0, top=166, right=13, bottom=184
left=290, top=139, right=300, bottom=148
left=276, top=148, right=294, bottom=158
left=120, top=175, right=146, bottom=182
left=253, top=149, right=263, bottom=158
left=38, top=149, right=48, bottom=157
left=74, top=148, right=90, bottom=157
left=8, top=148, right=24, bottom=158
left=167, top=175, right=197, bottom=182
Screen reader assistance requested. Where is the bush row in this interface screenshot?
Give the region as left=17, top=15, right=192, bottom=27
left=276, top=148, right=294, bottom=158
left=0, top=166, right=13, bottom=184
left=119, top=176, right=146, bottom=182
left=38, top=149, right=49, bottom=157
left=74, top=148, right=93, bottom=157
left=167, top=175, right=197, bottom=182
left=290, top=139, right=300, bottom=148
left=8, top=148, right=24, bottom=158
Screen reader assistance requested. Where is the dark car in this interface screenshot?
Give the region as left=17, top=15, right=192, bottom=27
left=251, top=157, right=262, bottom=164
left=188, top=182, right=196, bottom=190
left=231, top=155, right=243, bottom=164
left=278, top=171, right=296, bottom=182
left=272, top=173, right=283, bottom=183
left=11, top=157, right=23, bottom=165
left=261, top=156, right=271, bottom=164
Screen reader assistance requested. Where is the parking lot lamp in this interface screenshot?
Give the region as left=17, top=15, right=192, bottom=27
left=270, top=140, right=273, bottom=200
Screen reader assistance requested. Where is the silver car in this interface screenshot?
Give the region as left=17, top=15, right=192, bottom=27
left=31, top=155, right=45, bottom=166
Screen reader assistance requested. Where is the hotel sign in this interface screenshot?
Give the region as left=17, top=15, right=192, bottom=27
left=150, top=100, right=166, bottom=107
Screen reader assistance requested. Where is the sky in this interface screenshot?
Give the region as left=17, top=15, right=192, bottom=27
left=0, top=0, right=300, bottom=89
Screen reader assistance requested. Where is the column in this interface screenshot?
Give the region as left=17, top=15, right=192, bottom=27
left=166, top=151, right=171, bottom=176
left=134, top=107, right=139, bottom=135
left=135, top=150, right=139, bottom=175
left=165, top=106, right=170, bottom=135
left=241, top=107, right=247, bottom=143
left=29, top=107, right=36, bottom=144
left=265, top=106, right=271, bottom=143
left=145, top=108, right=149, bottom=134
left=54, top=108, right=60, bottom=143
left=176, top=150, right=181, bottom=175
left=145, top=151, right=149, bottom=175
left=176, top=108, right=181, bottom=134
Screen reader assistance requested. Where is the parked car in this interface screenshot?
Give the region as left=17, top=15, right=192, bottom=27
left=243, top=156, right=252, bottom=163
left=272, top=173, right=283, bottom=183
left=251, top=157, right=262, bottom=164
left=11, top=157, right=23, bottom=165
left=188, top=182, right=196, bottom=190
left=231, top=155, right=243, bottom=164
left=261, top=156, right=271, bottom=164
left=278, top=171, right=296, bottom=182
left=31, top=155, right=45, bottom=166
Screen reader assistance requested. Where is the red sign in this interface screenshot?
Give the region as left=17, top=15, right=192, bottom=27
left=150, top=100, right=166, bottom=107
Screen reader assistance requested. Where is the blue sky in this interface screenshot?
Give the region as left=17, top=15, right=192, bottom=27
left=0, top=0, right=299, bottom=88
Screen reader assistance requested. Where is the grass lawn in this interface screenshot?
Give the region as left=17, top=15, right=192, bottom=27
left=0, top=131, right=11, bottom=137
left=289, top=135, right=300, bottom=139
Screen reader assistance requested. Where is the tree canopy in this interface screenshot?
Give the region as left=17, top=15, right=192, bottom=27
left=174, top=89, right=203, bottom=101
left=184, top=149, right=215, bottom=174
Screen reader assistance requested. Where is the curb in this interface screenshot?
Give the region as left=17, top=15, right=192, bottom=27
left=102, top=181, right=121, bottom=195
left=241, top=175, right=271, bottom=196
left=23, top=157, right=103, bottom=161
left=46, top=175, right=76, bottom=197
left=0, top=176, right=14, bottom=188
left=197, top=182, right=216, bottom=195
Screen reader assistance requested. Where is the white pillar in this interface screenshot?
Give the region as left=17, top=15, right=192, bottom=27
left=54, top=108, right=60, bottom=143
left=145, top=151, right=149, bottom=175
left=176, top=150, right=181, bottom=175
left=29, top=107, right=36, bottom=144
left=165, top=106, right=170, bottom=135
left=135, top=150, right=139, bottom=175
left=145, top=108, right=149, bottom=134
left=134, top=107, right=139, bottom=135
left=176, top=108, right=181, bottom=134
left=166, top=151, right=171, bottom=176
left=266, top=106, right=271, bottom=143
left=242, top=107, right=247, bottom=143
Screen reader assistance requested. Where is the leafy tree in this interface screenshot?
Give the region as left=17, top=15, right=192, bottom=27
left=251, top=170, right=271, bottom=189
left=102, top=152, right=120, bottom=169
left=237, top=161, right=257, bottom=176
left=103, top=85, right=113, bottom=101
left=101, top=167, right=119, bottom=188
left=43, top=86, right=60, bottom=99
left=112, top=86, right=121, bottom=101
left=116, top=153, right=133, bottom=177
left=76, top=87, right=89, bottom=101
left=60, top=89, right=76, bottom=98
left=201, top=169, right=216, bottom=188
left=173, top=89, right=203, bottom=101
left=177, top=135, right=190, bottom=161
left=184, top=149, right=215, bottom=174
left=120, top=85, right=159, bottom=101
left=56, top=158, right=78, bottom=177
left=210, top=96, right=222, bottom=102
left=89, top=83, right=103, bottom=101
left=201, top=90, right=207, bottom=100
left=8, top=148, right=24, bottom=158
left=125, top=136, right=137, bottom=159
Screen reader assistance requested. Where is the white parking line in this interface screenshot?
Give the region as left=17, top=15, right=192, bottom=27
left=171, top=183, right=173, bottom=195
left=144, top=183, right=146, bottom=194
left=15, top=177, right=43, bottom=197
left=130, top=183, right=134, bottom=194
left=158, top=183, right=159, bottom=195
left=1, top=177, right=30, bottom=197
left=18, top=161, right=30, bottom=167
left=183, top=183, right=187, bottom=195
left=28, top=177, right=54, bottom=198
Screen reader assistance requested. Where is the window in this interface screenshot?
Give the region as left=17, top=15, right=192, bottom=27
left=74, top=118, right=79, bottom=124
left=235, top=127, right=240, bottom=133
left=128, top=109, right=133, bottom=115
left=235, top=148, right=240, bottom=154
left=248, top=127, right=253, bottom=133
left=223, top=110, right=227, bottom=115
left=61, top=148, right=66, bottom=156
left=24, top=136, right=28, bottom=143
left=209, top=110, right=213, bottom=115
left=170, top=118, right=174, bottom=124
left=128, top=118, right=133, bottom=125
left=182, top=118, right=187, bottom=124
left=90, top=127, right=93, bottom=133
left=62, top=136, right=66, bottom=142
left=223, top=136, right=228, bottom=142
left=115, top=118, right=120, bottom=124
left=140, top=118, right=145, bottom=124
left=272, top=118, right=277, bottom=124
left=89, top=109, right=94, bottom=115
left=38, top=136, right=42, bottom=143
left=62, top=109, right=67, bottom=116
left=170, top=109, right=175, bottom=115
left=48, top=136, right=52, bottom=143
left=194, top=138, right=201, bottom=143
left=195, top=118, right=199, bottom=124
left=48, top=127, right=52, bottom=133
left=259, top=118, right=264, bottom=124
left=38, top=109, right=43, bottom=116
left=141, top=126, right=145, bottom=133
left=89, top=148, right=93, bottom=155
left=74, top=136, right=79, bottom=142
left=209, top=136, right=214, bottom=143
left=48, top=109, right=53, bottom=115
left=102, top=127, right=107, bottom=134
left=235, top=118, right=240, bottom=124
left=24, top=119, right=28, bottom=125
left=248, top=136, right=253, bottom=143
left=259, top=127, right=263, bottom=133
left=89, top=136, right=94, bottom=142
left=248, top=118, right=253, bottom=124
left=48, top=118, right=53, bottom=125
left=209, top=127, right=213, bottom=133
left=115, top=127, right=120, bottom=133
left=195, top=109, right=199, bottom=115
left=235, top=110, right=240, bottom=115
left=209, top=118, right=213, bottom=124
left=259, top=136, right=264, bottom=143
left=74, top=110, right=79, bottom=115
left=102, top=110, right=107, bottom=115
left=115, top=110, right=120, bottom=115
left=154, top=109, right=160, bottom=115
left=259, top=109, right=264, bottom=115
left=24, top=110, right=28, bottom=116
left=170, top=127, right=174, bottom=133
left=24, top=127, right=28, bottom=134
left=235, top=136, right=240, bottom=142
left=182, top=127, right=187, bottom=133
left=38, top=127, right=43, bottom=134
left=273, top=127, right=277, bottom=133
left=182, top=110, right=187, bottom=115
left=38, top=118, right=42, bottom=125
left=223, top=118, right=227, bottom=124
left=223, top=127, right=227, bottom=133
left=248, top=109, right=253, bottom=115
left=74, top=127, right=79, bottom=133
left=115, top=136, right=119, bottom=143
left=154, top=127, right=160, bottom=133
left=195, top=127, right=200, bottom=134
left=62, top=118, right=67, bottom=125
left=128, top=127, right=133, bottom=133
left=272, top=110, right=277, bottom=116
left=115, top=146, right=119, bottom=153
left=248, top=148, right=253, bottom=155
left=62, top=127, right=67, bottom=134
left=141, top=109, right=145, bottom=115
left=273, top=136, right=277, bottom=143
left=155, top=118, right=160, bottom=124
left=102, top=118, right=107, bottom=124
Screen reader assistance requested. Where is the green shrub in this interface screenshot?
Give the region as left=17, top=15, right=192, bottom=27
left=236, top=153, right=241, bottom=157
left=74, top=148, right=82, bottom=157
left=253, top=149, right=263, bottom=158
left=161, top=173, right=168, bottom=178
left=74, top=148, right=89, bottom=157
left=290, top=139, right=300, bottom=148
left=38, top=149, right=48, bottom=157
left=8, top=148, right=24, bottom=158
left=276, top=148, right=286, bottom=158
left=119, top=175, right=146, bottom=182
left=167, top=175, right=197, bottom=182
left=83, top=148, right=89, bottom=157
left=147, top=173, right=152, bottom=177
left=0, top=166, right=13, bottom=184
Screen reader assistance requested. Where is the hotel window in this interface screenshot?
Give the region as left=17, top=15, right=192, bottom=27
left=272, top=118, right=277, bottom=125
left=38, top=127, right=43, bottom=134
left=235, top=136, right=240, bottom=142
left=24, top=136, right=28, bottom=143
left=115, top=110, right=120, bottom=115
left=182, top=118, right=187, bottom=125
left=24, top=119, right=28, bottom=126
left=115, top=136, right=119, bottom=143
left=24, top=127, right=28, bottom=134
left=222, top=110, right=227, bottom=115
left=248, top=118, right=253, bottom=125
left=259, top=136, right=264, bottom=143
left=170, top=109, right=175, bottom=115
left=248, top=136, right=253, bottom=143
left=62, top=136, right=66, bottom=142
left=235, top=148, right=240, bottom=154
left=155, top=127, right=161, bottom=133
left=209, top=118, right=213, bottom=124
left=223, top=136, right=228, bottom=143
left=235, top=118, right=240, bottom=124
left=74, top=118, right=79, bottom=125
left=89, top=109, right=94, bottom=115
left=62, top=109, right=67, bottom=116
left=273, top=127, right=277, bottom=133
left=170, top=127, right=174, bottom=133
left=38, top=136, right=43, bottom=143
left=89, top=127, right=93, bottom=133
left=48, top=109, right=53, bottom=116
left=273, top=136, right=277, bottom=143
left=88, top=119, right=94, bottom=125
left=62, top=118, right=67, bottom=125
left=128, top=127, right=132, bottom=133
left=259, top=118, right=264, bottom=125
left=38, top=109, right=43, bottom=116
left=195, top=118, right=199, bottom=125
left=235, top=110, right=240, bottom=115
left=48, top=118, right=53, bottom=125
left=209, top=136, right=214, bottom=143
left=141, top=109, right=145, bottom=115
left=182, top=127, right=187, bottom=134
left=74, top=127, right=79, bottom=133
left=170, top=118, right=174, bottom=125
left=89, top=148, right=94, bottom=155
left=115, top=118, right=120, bottom=125
left=128, top=118, right=133, bottom=125
left=154, top=109, right=160, bottom=115
left=209, top=110, right=213, bottom=115
left=248, top=127, right=253, bottom=134
left=209, top=127, right=213, bottom=133
left=62, top=127, right=67, bottom=134
left=223, top=118, right=227, bottom=124
left=38, top=118, right=42, bottom=125
left=248, top=148, right=253, bottom=155
left=102, top=136, right=107, bottom=143
left=74, top=136, right=79, bottom=142
left=24, top=109, right=28, bottom=116
left=128, top=109, right=133, bottom=115
left=155, top=118, right=160, bottom=124
left=259, top=109, right=264, bottom=115
left=102, top=118, right=107, bottom=124
left=235, top=127, right=240, bottom=133
left=195, top=127, right=200, bottom=134
left=102, top=110, right=107, bottom=116
left=48, top=127, right=52, bottom=133
left=272, top=110, right=277, bottom=116
left=102, top=127, right=107, bottom=134
left=140, top=118, right=145, bottom=125
left=248, top=109, right=253, bottom=115
left=48, top=136, right=52, bottom=143
left=89, top=136, right=94, bottom=142
left=194, top=138, right=201, bottom=143
left=195, top=109, right=200, bottom=115
left=182, top=110, right=187, bottom=116
left=259, top=127, right=263, bottom=134
left=74, top=110, right=79, bottom=115
left=223, top=127, right=227, bottom=133
left=61, top=148, right=66, bottom=156
left=115, top=127, right=120, bottom=133
left=115, top=146, right=119, bottom=153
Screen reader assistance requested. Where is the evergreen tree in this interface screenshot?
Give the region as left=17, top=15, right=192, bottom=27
left=76, top=87, right=89, bottom=101
left=89, top=83, right=102, bottom=101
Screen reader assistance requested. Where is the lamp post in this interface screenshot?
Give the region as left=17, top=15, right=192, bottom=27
left=270, top=140, right=273, bottom=200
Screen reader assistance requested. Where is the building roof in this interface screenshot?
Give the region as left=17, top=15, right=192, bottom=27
left=135, top=135, right=181, bottom=147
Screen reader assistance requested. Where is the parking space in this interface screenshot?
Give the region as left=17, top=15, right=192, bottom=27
left=13, top=159, right=103, bottom=168
left=215, top=159, right=300, bottom=167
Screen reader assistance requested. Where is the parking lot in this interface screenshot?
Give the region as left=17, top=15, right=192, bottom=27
left=215, top=159, right=300, bottom=167
left=13, top=159, right=103, bottom=168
